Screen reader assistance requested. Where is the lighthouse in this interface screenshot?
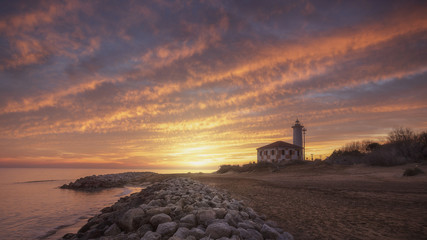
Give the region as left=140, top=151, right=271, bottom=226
left=257, top=119, right=306, bottom=163
left=292, top=119, right=304, bottom=147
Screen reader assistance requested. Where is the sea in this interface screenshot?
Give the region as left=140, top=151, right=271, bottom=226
left=0, top=168, right=212, bottom=240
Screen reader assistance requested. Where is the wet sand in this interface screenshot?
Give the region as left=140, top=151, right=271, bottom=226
left=184, top=163, right=427, bottom=240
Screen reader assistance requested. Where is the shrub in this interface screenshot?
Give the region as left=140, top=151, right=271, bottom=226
left=364, top=145, right=407, bottom=166
left=216, top=165, right=242, bottom=174
left=326, top=127, right=427, bottom=166
left=403, top=167, right=424, bottom=176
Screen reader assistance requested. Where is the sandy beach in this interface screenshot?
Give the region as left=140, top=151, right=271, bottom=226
left=182, top=163, right=427, bottom=240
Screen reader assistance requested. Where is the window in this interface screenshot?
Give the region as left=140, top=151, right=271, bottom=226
left=282, top=150, right=285, bottom=155
left=290, top=150, right=293, bottom=155
left=271, top=150, right=275, bottom=155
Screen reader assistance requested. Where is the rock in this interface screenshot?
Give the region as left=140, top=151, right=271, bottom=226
left=156, top=222, right=178, bottom=236
left=281, top=231, right=294, bottom=240
left=260, top=224, right=281, bottom=239
left=148, top=199, right=165, bottom=207
left=64, top=177, right=292, bottom=240
left=179, top=214, right=197, bottom=228
left=146, top=207, right=171, bottom=216
left=212, top=195, right=222, bottom=203
left=238, top=228, right=263, bottom=240
left=150, top=213, right=172, bottom=227
left=240, top=211, right=249, bottom=220
left=118, top=208, right=145, bottom=232
left=137, top=224, right=154, bottom=237
left=237, top=221, right=255, bottom=230
left=127, top=233, right=140, bottom=240
left=168, top=237, right=184, bottom=240
left=213, top=208, right=227, bottom=219
left=173, top=227, right=190, bottom=238
left=188, top=227, right=205, bottom=239
left=225, top=210, right=242, bottom=227
left=245, top=207, right=258, bottom=219
left=205, top=222, right=232, bottom=239
left=141, top=231, right=161, bottom=240
left=60, top=172, right=155, bottom=190
left=61, top=233, right=75, bottom=239
left=197, top=210, right=216, bottom=226
left=104, top=223, right=121, bottom=236
left=185, top=236, right=197, bottom=240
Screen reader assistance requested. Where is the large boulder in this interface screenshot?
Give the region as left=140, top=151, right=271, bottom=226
left=260, top=224, right=281, bottom=239
left=141, top=231, right=161, bottom=240
left=104, top=223, right=121, bottom=236
left=197, top=209, right=216, bottom=226
left=156, top=221, right=178, bottom=236
left=118, top=208, right=145, bottom=232
left=180, top=214, right=197, bottom=228
left=146, top=207, right=171, bottom=216
left=150, top=213, right=172, bottom=227
left=225, top=210, right=242, bottom=227
left=205, top=222, right=232, bottom=239
left=188, top=227, right=205, bottom=239
left=173, top=227, right=190, bottom=238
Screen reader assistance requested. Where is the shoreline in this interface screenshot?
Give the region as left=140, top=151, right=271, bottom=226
left=60, top=163, right=427, bottom=239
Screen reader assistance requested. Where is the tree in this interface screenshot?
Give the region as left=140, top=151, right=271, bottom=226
left=388, top=127, right=415, bottom=144
left=366, top=142, right=381, bottom=152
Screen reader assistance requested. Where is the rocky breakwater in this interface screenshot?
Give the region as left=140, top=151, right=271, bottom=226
left=61, top=172, right=156, bottom=190
left=62, top=178, right=293, bottom=240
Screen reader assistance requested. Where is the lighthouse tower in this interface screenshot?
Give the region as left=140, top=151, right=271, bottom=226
left=292, top=119, right=304, bottom=147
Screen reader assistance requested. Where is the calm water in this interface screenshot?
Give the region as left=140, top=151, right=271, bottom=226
left=0, top=168, right=152, bottom=240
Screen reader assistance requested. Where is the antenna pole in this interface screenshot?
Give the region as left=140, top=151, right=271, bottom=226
left=302, top=127, right=307, bottom=161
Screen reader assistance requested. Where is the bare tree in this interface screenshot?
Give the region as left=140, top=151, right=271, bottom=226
left=387, top=127, right=415, bottom=144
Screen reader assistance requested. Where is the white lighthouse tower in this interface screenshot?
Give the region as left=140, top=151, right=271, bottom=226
left=292, top=119, right=304, bottom=147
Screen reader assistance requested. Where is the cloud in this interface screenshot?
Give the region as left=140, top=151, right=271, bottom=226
left=0, top=0, right=426, bottom=167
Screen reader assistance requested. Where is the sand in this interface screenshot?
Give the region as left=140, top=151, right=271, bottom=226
left=182, top=163, right=427, bottom=240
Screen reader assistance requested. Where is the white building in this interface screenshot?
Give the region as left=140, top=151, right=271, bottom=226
left=257, top=119, right=305, bottom=163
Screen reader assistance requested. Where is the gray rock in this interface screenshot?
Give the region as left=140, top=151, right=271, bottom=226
left=141, top=231, right=161, bottom=240
left=173, top=227, right=190, bottom=238
left=180, top=214, right=197, bottom=228
left=205, top=222, right=232, bottom=239
left=197, top=210, right=216, bottom=226
left=238, top=228, right=263, bottom=240
left=137, top=224, right=153, bottom=237
left=213, top=208, right=227, bottom=219
left=104, top=223, right=121, bottom=236
left=148, top=199, right=165, bottom=207
left=260, top=224, right=281, bottom=239
left=281, top=232, right=294, bottom=240
left=146, top=207, right=171, bottom=216
left=237, top=221, right=255, bottom=230
left=212, top=195, right=222, bottom=203
left=156, top=222, right=178, bottom=236
left=127, top=233, right=139, bottom=240
left=225, top=210, right=242, bottom=227
left=185, top=236, right=197, bottom=240
left=188, top=228, right=205, bottom=239
left=240, top=211, right=249, bottom=220
left=118, top=208, right=145, bottom=231
left=245, top=207, right=258, bottom=219
left=150, top=213, right=172, bottom=227
left=168, top=237, right=183, bottom=240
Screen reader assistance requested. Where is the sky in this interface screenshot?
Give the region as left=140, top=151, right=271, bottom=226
left=0, top=0, right=426, bottom=171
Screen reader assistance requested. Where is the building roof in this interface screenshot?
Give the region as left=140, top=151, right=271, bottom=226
left=257, top=141, right=302, bottom=150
